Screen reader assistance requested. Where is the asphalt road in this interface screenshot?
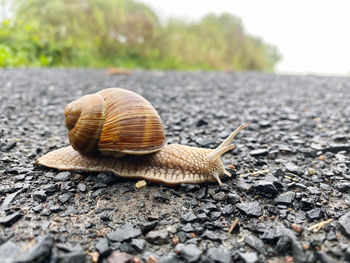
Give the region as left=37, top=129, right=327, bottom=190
left=0, top=69, right=350, bottom=263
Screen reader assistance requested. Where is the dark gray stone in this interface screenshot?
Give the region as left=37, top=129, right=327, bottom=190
left=260, top=225, right=297, bottom=243
left=43, top=183, right=60, bottom=195
left=32, top=204, right=43, bottom=213
left=206, top=246, right=231, bottom=263
left=244, top=234, right=266, bottom=254
left=130, top=239, right=146, bottom=253
left=197, top=202, right=217, bottom=213
left=176, top=243, right=202, bottom=262
left=236, top=201, right=263, bottom=217
left=258, top=120, right=271, bottom=127
left=284, top=162, right=302, bottom=175
left=306, top=208, right=323, bottom=221
left=154, top=191, right=169, bottom=202
left=326, top=229, right=337, bottom=241
left=274, top=191, right=295, bottom=205
left=77, top=183, right=87, bottom=192
left=158, top=252, right=181, bottom=263
left=181, top=212, right=197, bottom=223
left=58, top=193, right=73, bottom=203
left=33, top=190, right=47, bottom=202
left=202, top=229, right=220, bottom=241
left=0, top=211, right=23, bottom=226
left=55, top=171, right=71, bottom=181
left=339, top=212, right=350, bottom=238
left=275, top=236, right=292, bottom=253
left=95, top=238, right=110, bottom=257
left=54, top=251, right=85, bottom=263
left=119, top=242, right=134, bottom=254
left=292, top=240, right=308, bottom=263
left=212, top=191, right=226, bottom=201
left=197, top=213, right=209, bottom=221
left=196, top=118, right=208, bottom=127
left=145, top=229, right=169, bottom=245
left=56, top=242, right=83, bottom=253
left=41, top=208, right=51, bottom=216
left=253, top=180, right=279, bottom=197
left=196, top=138, right=215, bottom=147
left=236, top=251, right=258, bottom=263
left=227, top=193, right=241, bottom=204
left=345, top=247, right=350, bottom=262
left=54, top=242, right=85, bottom=263
left=49, top=205, right=62, bottom=213
left=196, top=187, right=207, bottom=199
left=210, top=211, right=222, bottom=220
left=1, top=190, right=21, bottom=210
left=220, top=204, right=234, bottom=215
left=249, top=149, right=269, bottom=157
left=0, top=241, right=20, bottom=263
left=96, top=173, right=116, bottom=184
left=324, top=144, right=350, bottom=153
left=107, top=224, right=142, bottom=242
left=140, top=221, right=158, bottom=234
left=181, top=223, right=194, bottom=232
left=335, top=182, right=350, bottom=193
left=16, top=235, right=54, bottom=263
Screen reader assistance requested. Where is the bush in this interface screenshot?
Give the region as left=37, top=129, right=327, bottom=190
left=0, top=0, right=280, bottom=71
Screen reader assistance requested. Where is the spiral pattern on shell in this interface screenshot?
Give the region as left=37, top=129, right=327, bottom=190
left=64, top=88, right=166, bottom=156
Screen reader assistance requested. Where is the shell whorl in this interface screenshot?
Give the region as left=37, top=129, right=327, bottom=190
left=64, top=88, right=166, bottom=157
left=65, top=93, right=106, bottom=155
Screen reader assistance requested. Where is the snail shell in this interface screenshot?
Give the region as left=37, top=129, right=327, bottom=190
left=65, top=88, right=165, bottom=157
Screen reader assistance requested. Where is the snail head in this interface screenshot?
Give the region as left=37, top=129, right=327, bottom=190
left=207, top=124, right=246, bottom=186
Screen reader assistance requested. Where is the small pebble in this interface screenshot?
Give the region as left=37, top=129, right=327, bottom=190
left=236, top=201, right=263, bottom=217
left=339, top=212, right=350, bottom=238
left=107, top=225, right=142, bottom=242
left=54, top=172, right=71, bottom=181
left=175, top=243, right=202, bottom=262
left=213, top=191, right=226, bottom=201
left=0, top=212, right=23, bottom=226
left=181, top=212, right=197, bottom=223
left=33, top=190, right=47, bottom=202
left=135, top=180, right=147, bottom=189
left=206, top=246, right=231, bottom=263
left=77, top=183, right=87, bottom=192
left=249, top=148, right=269, bottom=157
left=145, top=229, right=169, bottom=245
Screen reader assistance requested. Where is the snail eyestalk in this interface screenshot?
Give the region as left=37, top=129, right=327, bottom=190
left=207, top=124, right=246, bottom=162
left=213, top=172, right=223, bottom=186
left=224, top=170, right=232, bottom=177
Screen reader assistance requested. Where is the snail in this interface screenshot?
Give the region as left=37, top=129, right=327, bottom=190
left=36, top=88, right=245, bottom=186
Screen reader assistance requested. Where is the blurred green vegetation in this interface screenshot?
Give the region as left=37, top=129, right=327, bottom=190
left=0, top=0, right=280, bottom=71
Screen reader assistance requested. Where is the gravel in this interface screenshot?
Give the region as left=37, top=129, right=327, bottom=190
left=1, top=69, right=350, bottom=262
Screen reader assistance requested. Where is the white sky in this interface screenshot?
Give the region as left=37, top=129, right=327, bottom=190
left=139, top=0, right=350, bottom=75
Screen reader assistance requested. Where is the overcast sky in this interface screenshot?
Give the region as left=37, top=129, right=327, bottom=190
left=139, top=0, right=350, bottom=75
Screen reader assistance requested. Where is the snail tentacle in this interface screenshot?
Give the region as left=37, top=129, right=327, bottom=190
left=207, top=123, right=246, bottom=162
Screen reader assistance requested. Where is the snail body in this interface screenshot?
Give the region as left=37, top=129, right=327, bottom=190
left=36, top=88, right=245, bottom=186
